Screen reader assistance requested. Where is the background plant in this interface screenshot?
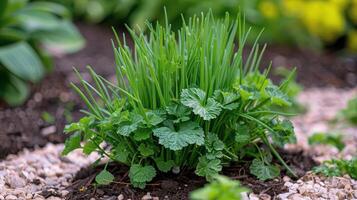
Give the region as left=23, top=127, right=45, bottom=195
left=190, top=175, right=249, bottom=200
left=339, top=96, right=357, bottom=125
left=258, top=0, right=357, bottom=51
left=313, top=157, right=357, bottom=179
left=63, top=12, right=297, bottom=188
left=0, top=0, right=84, bottom=106
left=308, top=132, right=345, bottom=151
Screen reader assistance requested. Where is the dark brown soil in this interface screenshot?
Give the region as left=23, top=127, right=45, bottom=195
left=65, top=149, right=316, bottom=200
left=264, top=46, right=357, bottom=88
left=0, top=23, right=116, bottom=159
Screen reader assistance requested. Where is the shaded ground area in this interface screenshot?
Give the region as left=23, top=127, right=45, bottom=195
left=0, top=23, right=116, bottom=159
left=65, top=149, right=315, bottom=200
left=265, top=46, right=357, bottom=88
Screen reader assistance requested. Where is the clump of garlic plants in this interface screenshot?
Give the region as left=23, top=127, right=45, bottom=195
left=63, top=12, right=297, bottom=188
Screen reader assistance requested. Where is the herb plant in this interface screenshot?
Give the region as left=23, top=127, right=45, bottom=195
left=63, top=12, right=297, bottom=188
left=190, top=175, right=249, bottom=200
left=313, top=157, right=357, bottom=179
left=0, top=0, right=84, bottom=105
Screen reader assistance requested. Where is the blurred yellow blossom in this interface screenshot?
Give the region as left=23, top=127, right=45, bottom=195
left=259, top=1, right=279, bottom=19
left=347, top=30, right=357, bottom=51
left=329, top=0, right=349, bottom=10
left=301, top=1, right=344, bottom=42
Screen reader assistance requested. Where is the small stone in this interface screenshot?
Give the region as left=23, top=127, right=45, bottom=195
left=41, top=126, right=56, bottom=136
left=287, top=193, right=305, bottom=200
left=0, top=195, right=4, bottom=200
left=5, top=195, right=17, bottom=200
left=259, top=193, right=271, bottom=200
left=336, top=191, right=346, bottom=200
left=46, top=197, right=61, bottom=200
left=283, top=176, right=291, bottom=182
left=249, top=193, right=259, bottom=200
left=152, top=197, right=159, bottom=200
left=6, top=173, right=26, bottom=188
left=61, top=190, right=69, bottom=197
left=142, top=192, right=152, bottom=200
left=90, top=198, right=95, bottom=200
left=117, top=194, right=124, bottom=200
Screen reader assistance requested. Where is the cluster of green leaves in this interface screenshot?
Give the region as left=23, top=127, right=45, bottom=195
left=63, top=12, right=297, bottom=188
left=0, top=0, right=84, bottom=106
left=308, top=132, right=345, bottom=151
left=340, top=96, right=357, bottom=125
left=313, top=157, right=357, bottom=179
left=190, top=175, right=249, bottom=200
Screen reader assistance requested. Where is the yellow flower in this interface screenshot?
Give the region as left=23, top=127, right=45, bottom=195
left=259, top=1, right=279, bottom=19
left=329, top=0, right=349, bottom=10
left=301, top=1, right=345, bottom=42
left=347, top=30, right=357, bottom=51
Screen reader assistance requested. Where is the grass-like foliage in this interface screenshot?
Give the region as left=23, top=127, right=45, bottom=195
left=190, top=175, right=249, bottom=200
left=63, top=12, right=297, bottom=188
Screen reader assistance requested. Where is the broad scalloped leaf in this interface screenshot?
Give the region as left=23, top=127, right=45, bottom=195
left=249, top=159, right=280, bottom=181
left=95, top=169, right=114, bottom=185
left=181, top=88, right=222, bottom=120
left=153, top=121, right=204, bottom=150
left=62, top=132, right=81, bottom=156
left=117, top=113, right=143, bottom=136
left=195, top=156, right=222, bottom=181
left=155, top=158, right=175, bottom=173
left=270, top=119, right=296, bottom=147
left=129, top=164, right=156, bottom=188
left=213, top=90, right=240, bottom=110
left=265, top=85, right=291, bottom=106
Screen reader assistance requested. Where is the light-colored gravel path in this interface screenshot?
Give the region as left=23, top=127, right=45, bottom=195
left=0, top=144, right=98, bottom=200
left=0, top=87, right=356, bottom=200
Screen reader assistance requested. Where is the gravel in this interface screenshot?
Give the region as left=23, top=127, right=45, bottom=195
left=0, top=144, right=98, bottom=199
left=0, top=87, right=356, bottom=199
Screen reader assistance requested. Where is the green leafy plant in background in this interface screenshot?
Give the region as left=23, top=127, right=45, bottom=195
left=0, top=0, right=84, bottom=106
left=190, top=175, right=249, bottom=200
left=62, top=12, right=298, bottom=188
left=313, top=157, right=357, bottom=179
left=308, top=132, right=345, bottom=151
left=340, top=96, right=357, bottom=125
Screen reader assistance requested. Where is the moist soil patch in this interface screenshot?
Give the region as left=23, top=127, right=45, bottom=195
left=0, top=72, right=83, bottom=159
left=65, top=149, right=316, bottom=200
left=0, top=23, right=116, bottom=159
left=264, top=46, right=357, bottom=88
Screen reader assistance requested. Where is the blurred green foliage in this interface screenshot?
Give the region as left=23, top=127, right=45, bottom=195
left=340, top=96, right=357, bottom=125
left=308, top=132, right=345, bottom=151
left=0, top=0, right=84, bottom=106
left=39, top=0, right=357, bottom=51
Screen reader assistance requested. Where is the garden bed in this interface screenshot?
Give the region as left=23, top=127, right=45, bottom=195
left=0, top=22, right=357, bottom=200
left=1, top=23, right=356, bottom=160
